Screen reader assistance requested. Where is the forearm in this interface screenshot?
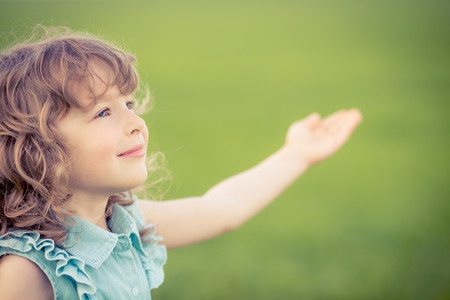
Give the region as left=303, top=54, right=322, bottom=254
left=203, top=145, right=310, bottom=229
left=140, top=145, right=311, bottom=249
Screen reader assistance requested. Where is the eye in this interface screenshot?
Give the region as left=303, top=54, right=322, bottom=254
left=126, top=100, right=136, bottom=110
left=95, top=108, right=110, bottom=118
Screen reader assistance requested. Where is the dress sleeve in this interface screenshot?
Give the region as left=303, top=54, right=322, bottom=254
left=0, top=230, right=95, bottom=299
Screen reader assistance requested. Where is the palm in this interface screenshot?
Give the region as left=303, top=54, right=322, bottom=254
left=285, top=109, right=362, bottom=165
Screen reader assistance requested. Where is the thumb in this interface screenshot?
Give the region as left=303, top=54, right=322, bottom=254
left=302, top=112, right=322, bottom=129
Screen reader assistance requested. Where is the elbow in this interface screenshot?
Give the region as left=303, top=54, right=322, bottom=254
left=220, top=217, right=242, bottom=234
left=200, top=195, right=250, bottom=237
left=214, top=201, right=248, bottom=234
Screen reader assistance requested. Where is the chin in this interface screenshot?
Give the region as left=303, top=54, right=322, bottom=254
left=126, top=173, right=148, bottom=189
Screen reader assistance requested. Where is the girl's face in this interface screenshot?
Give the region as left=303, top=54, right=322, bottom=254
left=55, top=74, right=148, bottom=199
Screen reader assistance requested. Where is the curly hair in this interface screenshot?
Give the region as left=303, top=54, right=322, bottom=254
left=0, top=26, right=152, bottom=245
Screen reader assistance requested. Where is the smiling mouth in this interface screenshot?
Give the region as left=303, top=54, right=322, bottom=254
left=118, top=145, right=146, bottom=157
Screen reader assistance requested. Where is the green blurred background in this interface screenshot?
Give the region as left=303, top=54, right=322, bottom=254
left=1, top=0, right=449, bottom=299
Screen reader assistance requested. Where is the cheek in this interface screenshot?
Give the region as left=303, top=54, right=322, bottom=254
left=143, top=126, right=149, bottom=142
left=71, top=138, right=118, bottom=171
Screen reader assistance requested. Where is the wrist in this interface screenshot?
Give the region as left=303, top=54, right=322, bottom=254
left=277, top=144, right=312, bottom=171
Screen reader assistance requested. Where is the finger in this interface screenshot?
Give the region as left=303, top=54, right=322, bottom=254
left=348, top=108, right=363, bottom=124
left=322, top=110, right=346, bottom=126
left=312, top=110, right=360, bottom=153
left=323, top=109, right=362, bottom=133
left=336, top=109, right=363, bottom=131
left=302, top=112, right=322, bottom=130
left=317, top=110, right=345, bottom=134
left=330, top=109, right=363, bottom=144
left=341, top=109, right=363, bottom=134
left=291, top=112, right=321, bottom=131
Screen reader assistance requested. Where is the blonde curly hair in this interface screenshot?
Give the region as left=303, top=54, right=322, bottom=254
left=0, top=26, right=153, bottom=244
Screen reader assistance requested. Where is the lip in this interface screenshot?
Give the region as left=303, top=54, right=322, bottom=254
left=118, top=144, right=146, bottom=158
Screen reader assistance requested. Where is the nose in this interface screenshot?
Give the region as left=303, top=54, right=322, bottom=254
left=126, top=111, right=146, bottom=136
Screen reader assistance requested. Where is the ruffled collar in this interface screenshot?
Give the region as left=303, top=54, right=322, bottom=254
left=0, top=201, right=167, bottom=298
left=62, top=204, right=143, bottom=269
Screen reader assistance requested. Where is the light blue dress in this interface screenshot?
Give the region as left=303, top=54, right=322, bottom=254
left=0, top=199, right=167, bottom=299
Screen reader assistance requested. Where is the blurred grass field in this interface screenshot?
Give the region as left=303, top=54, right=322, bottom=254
left=1, top=0, right=449, bottom=299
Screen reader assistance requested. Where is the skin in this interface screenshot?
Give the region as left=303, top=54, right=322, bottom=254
left=0, top=255, right=53, bottom=300
left=55, top=85, right=148, bottom=230
left=138, top=109, right=363, bottom=248
left=0, top=66, right=363, bottom=298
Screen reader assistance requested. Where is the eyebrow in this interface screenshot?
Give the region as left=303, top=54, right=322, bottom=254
left=81, top=90, right=134, bottom=111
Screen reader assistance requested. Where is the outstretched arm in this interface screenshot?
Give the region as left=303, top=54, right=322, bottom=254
left=138, top=109, right=363, bottom=249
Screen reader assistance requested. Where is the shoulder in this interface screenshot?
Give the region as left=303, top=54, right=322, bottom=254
left=0, top=254, right=53, bottom=300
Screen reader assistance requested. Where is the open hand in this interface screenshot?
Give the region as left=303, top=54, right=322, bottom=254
left=285, top=109, right=363, bottom=166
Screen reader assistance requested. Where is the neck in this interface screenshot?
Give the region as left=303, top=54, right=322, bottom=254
left=66, top=192, right=111, bottom=231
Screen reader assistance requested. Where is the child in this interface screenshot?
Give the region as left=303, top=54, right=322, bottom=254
left=0, top=27, right=362, bottom=299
